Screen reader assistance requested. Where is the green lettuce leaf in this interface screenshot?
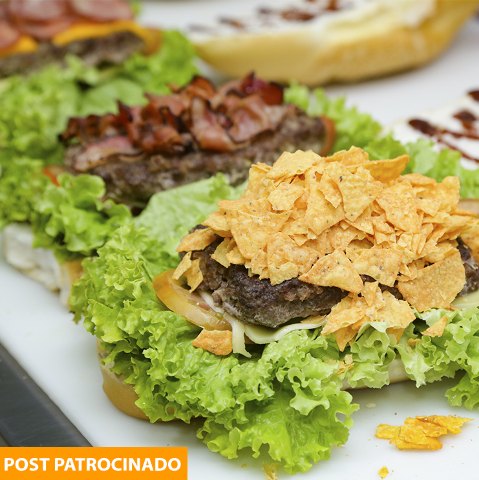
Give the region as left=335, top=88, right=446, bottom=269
left=0, top=153, right=49, bottom=230
left=285, top=83, right=382, bottom=152
left=135, top=174, right=246, bottom=258
left=32, top=173, right=132, bottom=262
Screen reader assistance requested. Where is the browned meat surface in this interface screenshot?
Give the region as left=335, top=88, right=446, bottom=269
left=0, top=31, right=144, bottom=78
left=186, top=234, right=479, bottom=329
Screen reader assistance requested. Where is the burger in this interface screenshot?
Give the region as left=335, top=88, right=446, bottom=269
left=72, top=147, right=479, bottom=473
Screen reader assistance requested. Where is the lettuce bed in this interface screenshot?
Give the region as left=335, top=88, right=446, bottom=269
left=70, top=177, right=479, bottom=474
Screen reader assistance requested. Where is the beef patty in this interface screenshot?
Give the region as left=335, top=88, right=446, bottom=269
left=189, top=236, right=479, bottom=329
left=0, top=31, right=144, bottom=78
left=64, top=110, right=326, bottom=209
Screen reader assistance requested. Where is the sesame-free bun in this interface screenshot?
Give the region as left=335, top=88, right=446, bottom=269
left=194, top=0, right=479, bottom=86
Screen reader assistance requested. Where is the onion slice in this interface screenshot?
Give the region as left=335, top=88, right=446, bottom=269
left=153, top=269, right=231, bottom=331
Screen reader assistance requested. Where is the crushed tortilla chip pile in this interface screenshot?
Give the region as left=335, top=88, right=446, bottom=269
left=174, top=147, right=478, bottom=350
left=375, top=415, right=473, bottom=450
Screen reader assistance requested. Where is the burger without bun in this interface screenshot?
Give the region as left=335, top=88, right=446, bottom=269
left=73, top=146, right=479, bottom=473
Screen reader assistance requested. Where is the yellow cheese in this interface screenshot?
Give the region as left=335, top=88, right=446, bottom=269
left=52, top=20, right=161, bottom=54
left=0, top=35, right=38, bottom=57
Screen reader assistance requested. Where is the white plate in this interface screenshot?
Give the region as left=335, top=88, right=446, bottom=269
left=2, top=2, right=479, bottom=479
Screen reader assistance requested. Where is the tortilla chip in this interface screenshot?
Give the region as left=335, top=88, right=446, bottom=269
left=353, top=247, right=401, bottom=287
left=390, top=435, right=442, bottom=451
left=226, top=244, right=245, bottom=265
left=176, top=227, right=217, bottom=252
left=184, top=258, right=203, bottom=292
left=318, top=172, right=343, bottom=208
left=211, top=238, right=232, bottom=268
left=375, top=424, right=400, bottom=440
left=397, top=251, right=465, bottom=312
left=326, top=146, right=370, bottom=166
left=192, top=329, right=233, bottom=356
left=422, top=315, right=448, bottom=338
left=202, top=210, right=231, bottom=237
left=224, top=202, right=290, bottom=260
left=322, top=296, right=365, bottom=335
left=421, top=176, right=460, bottom=212
left=172, top=251, right=192, bottom=280
left=336, top=172, right=383, bottom=222
left=401, top=173, right=437, bottom=186
left=300, top=250, right=363, bottom=293
left=376, top=291, right=416, bottom=329
left=348, top=155, right=409, bottom=183
left=305, top=184, right=345, bottom=236
left=376, top=181, right=421, bottom=233
left=268, top=183, right=304, bottom=211
left=398, top=425, right=430, bottom=445
left=404, top=418, right=447, bottom=437
left=327, top=224, right=365, bottom=251
left=266, top=150, right=321, bottom=181
left=267, top=232, right=318, bottom=285
left=422, top=415, right=473, bottom=434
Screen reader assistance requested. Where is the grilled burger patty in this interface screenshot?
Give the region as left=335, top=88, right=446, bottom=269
left=189, top=235, right=479, bottom=329
left=0, top=31, right=144, bottom=78
left=64, top=109, right=326, bottom=208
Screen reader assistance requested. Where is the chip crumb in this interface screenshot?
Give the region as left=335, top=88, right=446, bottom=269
left=376, top=415, right=473, bottom=451
left=241, top=464, right=247, bottom=468
left=366, top=403, right=377, bottom=408
left=263, top=462, right=281, bottom=480
left=378, top=466, right=389, bottom=479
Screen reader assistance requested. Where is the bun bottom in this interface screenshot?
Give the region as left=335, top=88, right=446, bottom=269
left=195, top=0, right=479, bottom=86
left=96, top=339, right=410, bottom=421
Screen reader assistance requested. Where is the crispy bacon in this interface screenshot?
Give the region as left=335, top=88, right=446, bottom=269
left=240, top=72, right=284, bottom=105
left=227, top=95, right=288, bottom=143
left=63, top=73, right=330, bottom=164
left=190, top=97, right=239, bottom=151
left=73, top=136, right=139, bottom=172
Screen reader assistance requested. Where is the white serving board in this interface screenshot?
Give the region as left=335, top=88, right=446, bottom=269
left=2, top=2, right=479, bottom=479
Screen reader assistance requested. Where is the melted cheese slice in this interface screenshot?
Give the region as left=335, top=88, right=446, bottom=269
left=0, top=35, right=38, bottom=57
left=52, top=20, right=161, bottom=54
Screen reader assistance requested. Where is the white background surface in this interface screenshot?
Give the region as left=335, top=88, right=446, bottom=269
left=2, top=2, right=479, bottom=479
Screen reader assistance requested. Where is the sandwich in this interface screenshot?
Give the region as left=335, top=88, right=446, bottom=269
left=71, top=146, right=479, bottom=473
left=1, top=75, right=336, bottom=302
left=188, top=0, right=479, bottom=86
left=61, top=73, right=335, bottom=209
left=0, top=0, right=161, bottom=77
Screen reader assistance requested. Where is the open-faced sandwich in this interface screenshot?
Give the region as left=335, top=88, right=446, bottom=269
left=188, top=0, right=479, bottom=86
left=0, top=0, right=161, bottom=77
left=71, top=146, right=479, bottom=474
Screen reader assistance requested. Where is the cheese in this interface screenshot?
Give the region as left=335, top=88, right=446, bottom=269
left=198, top=290, right=327, bottom=356
left=453, top=289, right=479, bottom=309
left=52, top=20, right=161, bottom=54
left=0, top=35, right=38, bottom=57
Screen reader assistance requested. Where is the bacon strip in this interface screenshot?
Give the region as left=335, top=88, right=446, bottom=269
left=63, top=73, right=329, bottom=162
left=73, top=136, right=139, bottom=172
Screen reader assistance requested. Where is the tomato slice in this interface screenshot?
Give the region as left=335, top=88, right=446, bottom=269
left=153, top=269, right=231, bottom=331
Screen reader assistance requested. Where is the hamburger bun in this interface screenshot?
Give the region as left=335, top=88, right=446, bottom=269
left=192, top=0, right=479, bottom=86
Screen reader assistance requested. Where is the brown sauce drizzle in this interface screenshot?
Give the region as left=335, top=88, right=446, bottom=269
left=409, top=117, right=479, bottom=163
left=469, top=90, right=479, bottom=102
left=281, top=10, right=315, bottom=22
